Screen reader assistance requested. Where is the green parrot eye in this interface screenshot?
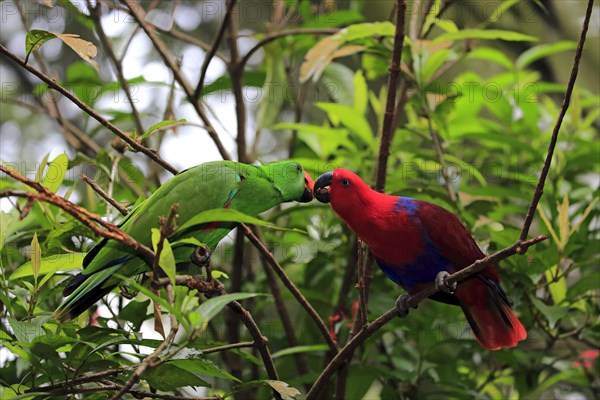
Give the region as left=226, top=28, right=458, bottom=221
left=296, top=164, right=302, bottom=173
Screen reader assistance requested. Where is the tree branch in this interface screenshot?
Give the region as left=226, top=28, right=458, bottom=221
left=194, top=0, right=237, bottom=98
left=225, top=0, right=249, bottom=163
left=121, top=0, right=232, bottom=161
left=87, top=0, right=145, bottom=138
left=375, top=0, right=407, bottom=192
left=519, top=0, right=593, bottom=241
left=240, top=224, right=340, bottom=355
left=0, top=44, right=178, bottom=175
left=0, top=166, right=154, bottom=263
left=81, top=174, right=129, bottom=216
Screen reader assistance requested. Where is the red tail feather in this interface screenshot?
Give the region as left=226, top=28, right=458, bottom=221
left=456, top=278, right=527, bottom=350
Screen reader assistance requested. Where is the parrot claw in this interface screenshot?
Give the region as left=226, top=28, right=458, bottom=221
left=191, top=244, right=211, bottom=266
left=395, top=295, right=413, bottom=318
left=435, top=271, right=456, bottom=294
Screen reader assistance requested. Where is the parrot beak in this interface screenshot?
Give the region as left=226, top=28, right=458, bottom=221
left=314, top=171, right=332, bottom=203
left=298, top=171, right=314, bottom=203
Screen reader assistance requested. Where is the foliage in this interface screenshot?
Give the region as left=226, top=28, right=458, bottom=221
left=1, top=1, right=598, bottom=399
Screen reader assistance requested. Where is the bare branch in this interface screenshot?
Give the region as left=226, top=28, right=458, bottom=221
left=0, top=166, right=154, bottom=263
left=0, top=44, right=178, bottom=175
left=194, top=0, right=237, bottom=98
left=241, top=224, right=340, bottom=355
left=519, top=0, right=594, bottom=241
left=121, top=0, right=232, bottom=161
left=375, top=0, right=407, bottom=192
left=81, top=174, right=129, bottom=216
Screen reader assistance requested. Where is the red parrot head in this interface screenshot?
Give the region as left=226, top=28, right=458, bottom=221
left=314, top=169, right=374, bottom=214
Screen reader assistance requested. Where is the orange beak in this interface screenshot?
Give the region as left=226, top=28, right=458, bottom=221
left=299, top=170, right=315, bottom=202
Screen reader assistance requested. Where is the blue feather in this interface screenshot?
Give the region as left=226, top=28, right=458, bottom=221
left=376, top=241, right=452, bottom=291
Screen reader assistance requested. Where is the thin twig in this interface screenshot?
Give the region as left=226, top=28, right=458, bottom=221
left=200, top=341, right=256, bottom=355
left=155, top=26, right=226, bottom=60
left=0, top=44, right=178, bottom=175
left=252, top=227, right=311, bottom=388
left=194, top=0, right=237, bottom=98
left=226, top=297, right=282, bottom=400
left=306, top=234, right=548, bottom=399
left=81, top=175, right=129, bottom=216
left=88, top=0, right=145, bottom=137
left=225, top=0, right=249, bottom=163
left=122, top=0, right=232, bottom=161
left=519, top=0, right=593, bottom=241
left=427, top=116, right=458, bottom=204
left=241, top=224, right=340, bottom=354
left=375, top=0, right=407, bottom=192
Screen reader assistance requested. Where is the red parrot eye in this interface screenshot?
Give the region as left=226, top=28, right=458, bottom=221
left=341, top=178, right=350, bottom=187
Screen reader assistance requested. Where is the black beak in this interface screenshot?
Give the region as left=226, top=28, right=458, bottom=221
left=314, top=171, right=333, bottom=203
left=298, top=171, right=314, bottom=203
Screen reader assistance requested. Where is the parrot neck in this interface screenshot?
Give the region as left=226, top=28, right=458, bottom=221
left=332, top=188, right=426, bottom=266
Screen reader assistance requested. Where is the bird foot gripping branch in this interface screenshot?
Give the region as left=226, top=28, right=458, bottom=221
left=395, top=295, right=416, bottom=318
left=188, top=244, right=225, bottom=297
left=434, top=271, right=456, bottom=294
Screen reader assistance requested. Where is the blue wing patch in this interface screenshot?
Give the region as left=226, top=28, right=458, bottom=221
left=376, top=240, right=452, bottom=291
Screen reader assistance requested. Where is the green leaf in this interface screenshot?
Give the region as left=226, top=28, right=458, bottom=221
left=177, top=208, right=300, bottom=234
left=10, top=253, right=84, bottom=280
left=30, top=233, right=41, bottom=285
left=41, top=153, right=69, bottom=193
left=168, top=359, right=240, bottom=382
left=569, top=270, right=600, bottom=297
left=192, top=293, right=263, bottom=329
left=315, top=103, right=373, bottom=145
left=139, top=119, right=186, bottom=141
left=210, top=270, right=229, bottom=280
left=275, top=123, right=352, bottom=159
left=271, top=344, right=329, bottom=358
left=143, top=363, right=210, bottom=391
left=434, top=29, right=537, bottom=43
left=151, top=228, right=176, bottom=284
left=119, top=299, right=150, bottom=331
left=337, top=22, right=395, bottom=42
left=544, top=265, right=567, bottom=304
left=8, top=318, right=45, bottom=343
left=516, top=41, right=577, bottom=69
left=537, top=205, right=560, bottom=249
left=530, top=297, right=568, bottom=329
left=0, top=211, right=15, bottom=251
left=353, top=70, right=368, bottom=114
left=466, top=47, right=514, bottom=70
left=25, top=30, right=57, bottom=63
left=201, top=71, right=266, bottom=97
left=558, top=195, right=570, bottom=250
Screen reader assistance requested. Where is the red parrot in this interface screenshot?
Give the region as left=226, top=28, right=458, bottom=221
left=314, top=169, right=526, bottom=350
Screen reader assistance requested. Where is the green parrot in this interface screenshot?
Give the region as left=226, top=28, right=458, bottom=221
left=54, top=160, right=314, bottom=322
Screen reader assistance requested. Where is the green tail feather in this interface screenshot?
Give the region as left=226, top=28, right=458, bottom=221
left=53, top=263, right=124, bottom=322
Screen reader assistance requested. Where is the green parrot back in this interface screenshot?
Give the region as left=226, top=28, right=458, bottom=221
left=54, top=160, right=308, bottom=322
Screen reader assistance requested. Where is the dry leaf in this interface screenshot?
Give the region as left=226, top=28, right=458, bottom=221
left=266, top=380, right=301, bottom=400
left=55, top=33, right=99, bottom=72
